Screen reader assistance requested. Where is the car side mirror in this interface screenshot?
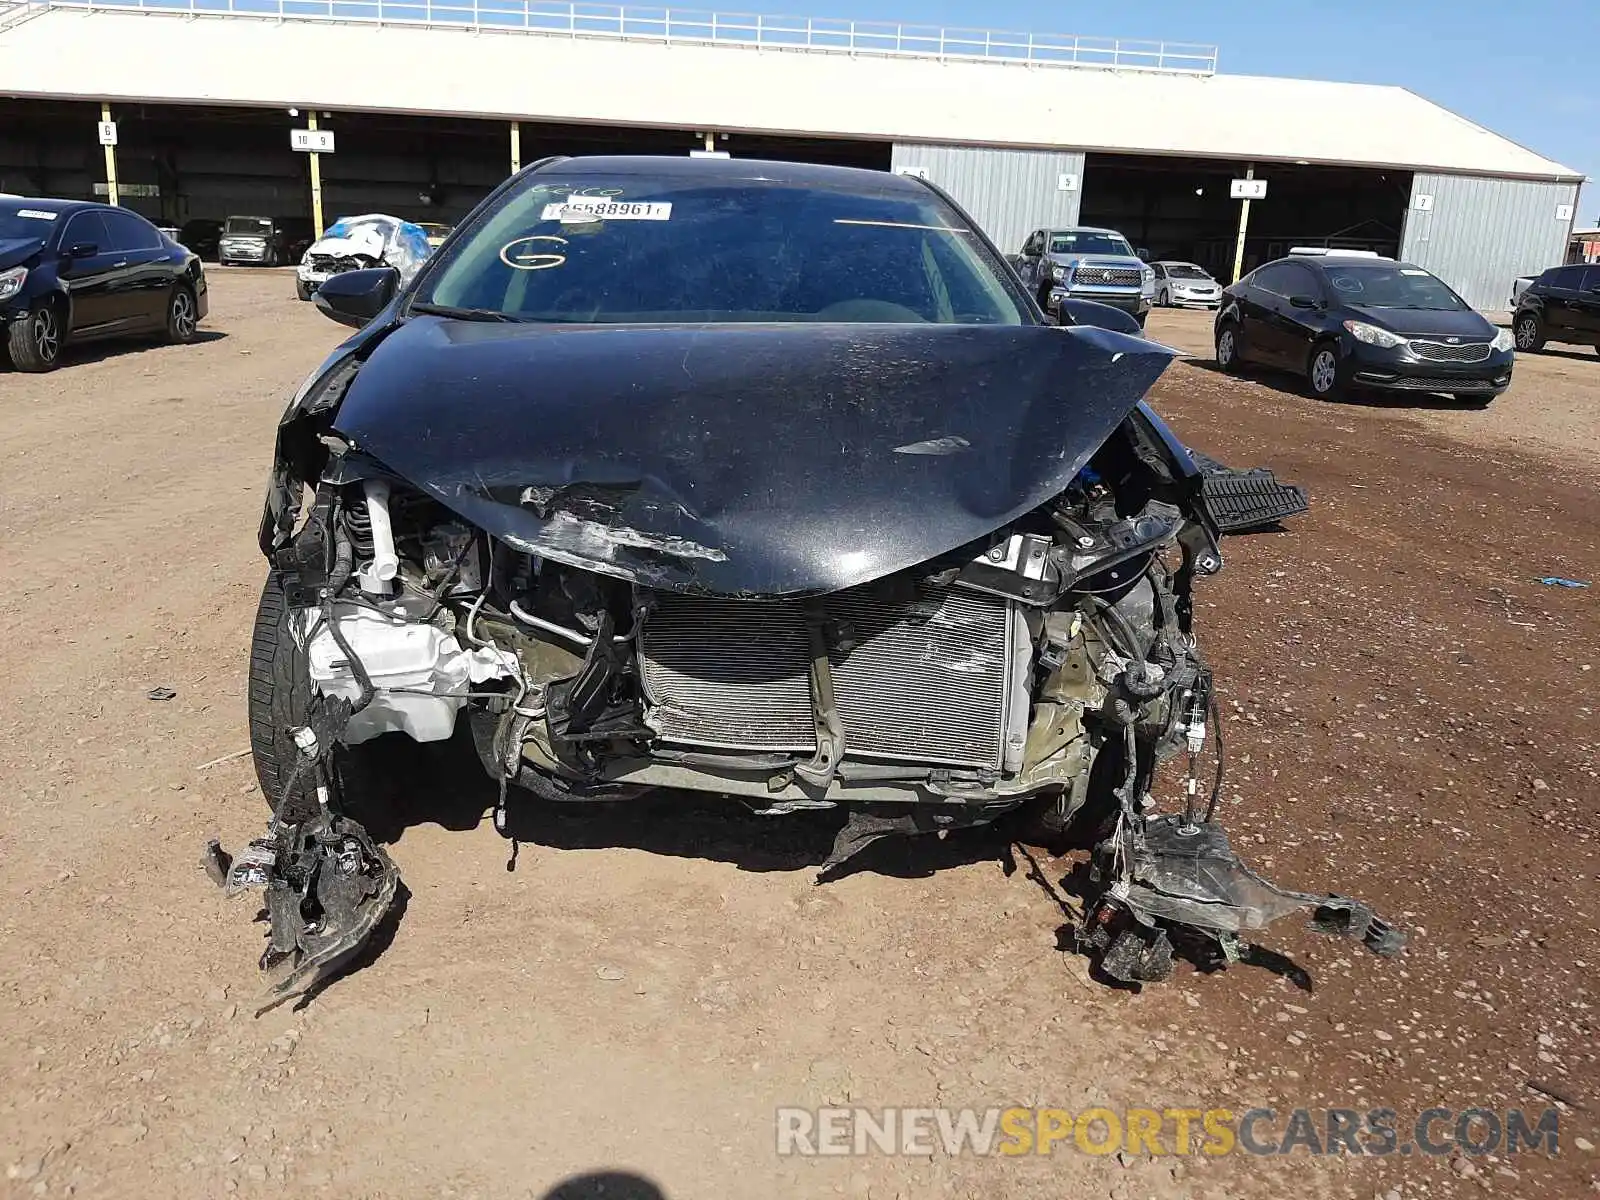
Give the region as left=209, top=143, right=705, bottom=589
left=1054, top=297, right=1145, bottom=335
left=64, top=242, right=98, bottom=259
left=314, top=266, right=399, bottom=329
left=1136, top=247, right=1151, bottom=261
left=1289, top=294, right=1320, bottom=309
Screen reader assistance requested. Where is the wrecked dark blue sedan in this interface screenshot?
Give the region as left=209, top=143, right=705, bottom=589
left=219, top=157, right=1400, bottom=998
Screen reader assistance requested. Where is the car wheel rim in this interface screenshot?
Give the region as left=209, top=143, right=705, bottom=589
left=1218, top=330, right=1234, bottom=364
left=173, top=292, right=195, bottom=338
left=1312, top=351, right=1337, bottom=393
left=1515, top=319, right=1536, bottom=349
left=34, top=309, right=58, bottom=360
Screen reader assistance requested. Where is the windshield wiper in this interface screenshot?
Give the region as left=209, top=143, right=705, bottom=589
left=409, top=302, right=522, bottom=323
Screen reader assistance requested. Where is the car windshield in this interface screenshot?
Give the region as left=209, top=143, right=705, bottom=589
left=416, top=173, right=1025, bottom=325
left=1049, top=231, right=1134, bottom=257
left=0, top=204, right=63, bottom=240
left=1323, top=264, right=1468, bottom=310
left=1165, top=264, right=1211, bottom=280
left=226, top=217, right=272, bottom=235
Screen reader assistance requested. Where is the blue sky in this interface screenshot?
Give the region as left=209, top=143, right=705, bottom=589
left=843, top=0, right=1596, bottom=222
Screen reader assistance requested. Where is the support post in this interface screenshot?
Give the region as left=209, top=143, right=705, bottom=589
left=308, top=111, right=324, bottom=235
left=702, top=130, right=715, bottom=153
left=100, top=102, right=119, bottom=207
left=1230, top=164, right=1254, bottom=284
left=510, top=120, right=521, bottom=174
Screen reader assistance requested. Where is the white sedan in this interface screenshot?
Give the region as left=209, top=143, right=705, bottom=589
left=1152, top=261, right=1223, bottom=308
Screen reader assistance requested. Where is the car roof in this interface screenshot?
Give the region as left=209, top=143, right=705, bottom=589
left=1156, top=260, right=1206, bottom=268
left=1264, top=255, right=1418, bottom=273
left=534, top=155, right=930, bottom=194
left=1047, top=226, right=1124, bottom=236
left=0, top=197, right=105, bottom=215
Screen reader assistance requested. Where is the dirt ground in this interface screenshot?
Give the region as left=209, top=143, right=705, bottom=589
left=2, top=272, right=1597, bottom=1200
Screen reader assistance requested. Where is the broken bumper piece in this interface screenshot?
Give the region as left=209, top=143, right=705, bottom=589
left=1084, top=813, right=1404, bottom=984
left=205, top=810, right=398, bottom=1004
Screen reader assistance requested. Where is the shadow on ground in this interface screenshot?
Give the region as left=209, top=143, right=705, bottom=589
left=1187, top=359, right=1497, bottom=410
left=0, top=328, right=230, bottom=372
left=542, top=1171, right=668, bottom=1200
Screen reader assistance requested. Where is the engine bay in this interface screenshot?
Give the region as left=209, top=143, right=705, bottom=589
left=213, top=401, right=1403, bottom=1002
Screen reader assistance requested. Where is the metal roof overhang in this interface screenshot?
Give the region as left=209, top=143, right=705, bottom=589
left=0, top=7, right=1582, bottom=182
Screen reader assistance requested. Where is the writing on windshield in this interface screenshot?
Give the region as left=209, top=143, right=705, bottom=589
left=1326, top=266, right=1466, bottom=310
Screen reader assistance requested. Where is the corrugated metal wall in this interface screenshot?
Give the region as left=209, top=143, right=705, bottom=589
left=891, top=143, right=1084, bottom=256
left=1400, top=174, right=1580, bottom=312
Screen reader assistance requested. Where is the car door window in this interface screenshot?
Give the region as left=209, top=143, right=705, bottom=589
left=1250, top=263, right=1294, bottom=295
left=62, top=211, right=111, bottom=255
left=1022, top=231, right=1041, bottom=257
left=1579, top=266, right=1600, bottom=294
left=1281, top=264, right=1322, bottom=302
left=1544, top=266, right=1583, bottom=291
left=102, top=210, right=161, bottom=253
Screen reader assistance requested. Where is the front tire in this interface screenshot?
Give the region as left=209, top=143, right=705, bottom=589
left=249, top=573, right=321, bottom=825
left=1306, top=341, right=1344, bottom=400
left=1215, top=321, right=1242, bottom=373
left=164, top=284, right=199, bottom=343
left=6, top=302, right=63, bottom=372
left=295, top=278, right=313, bottom=302
left=1513, top=312, right=1545, bottom=352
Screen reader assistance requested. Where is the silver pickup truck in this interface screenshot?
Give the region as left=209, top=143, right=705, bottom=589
left=1011, top=226, right=1154, bottom=327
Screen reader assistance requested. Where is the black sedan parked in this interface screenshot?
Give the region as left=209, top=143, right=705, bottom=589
left=1213, top=254, right=1514, bottom=404
left=1512, top=263, right=1600, bottom=354
left=0, top=198, right=208, bottom=371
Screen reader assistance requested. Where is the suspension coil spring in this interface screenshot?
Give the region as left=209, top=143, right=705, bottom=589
left=341, top=497, right=374, bottom=559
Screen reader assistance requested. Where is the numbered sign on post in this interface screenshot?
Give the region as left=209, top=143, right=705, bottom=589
left=97, top=121, right=118, bottom=146
left=290, top=128, right=336, bottom=154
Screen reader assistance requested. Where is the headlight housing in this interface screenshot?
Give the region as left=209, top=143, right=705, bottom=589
left=1343, top=319, right=1405, bottom=349
left=1051, top=264, right=1067, bottom=282
left=1490, top=328, right=1515, bottom=352
left=0, top=265, right=27, bottom=304
left=1141, top=265, right=1156, bottom=284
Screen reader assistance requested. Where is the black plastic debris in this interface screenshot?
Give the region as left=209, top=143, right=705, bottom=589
left=1201, top=470, right=1310, bottom=534
left=1186, top=449, right=1310, bottom=534
left=147, top=686, right=177, bottom=701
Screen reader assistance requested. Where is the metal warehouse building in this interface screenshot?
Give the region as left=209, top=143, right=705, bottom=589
left=0, top=0, right=1584, bottom=310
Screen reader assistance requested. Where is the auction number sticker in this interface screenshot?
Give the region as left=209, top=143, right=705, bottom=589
left=540, top=199, right=672, bottom=223
left=16, top=208, right=58, bottom=220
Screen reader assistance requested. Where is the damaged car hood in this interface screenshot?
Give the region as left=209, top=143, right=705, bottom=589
left=332, top=318, right=1175, bottom=596
left=0, top=236, right=43, bottom=270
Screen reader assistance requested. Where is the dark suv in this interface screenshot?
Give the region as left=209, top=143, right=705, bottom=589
left=1512, top=264, right=1600, bottom=354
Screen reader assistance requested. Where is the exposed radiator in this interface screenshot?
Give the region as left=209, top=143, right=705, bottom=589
left=638, top=584, right=1015, bottom=770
